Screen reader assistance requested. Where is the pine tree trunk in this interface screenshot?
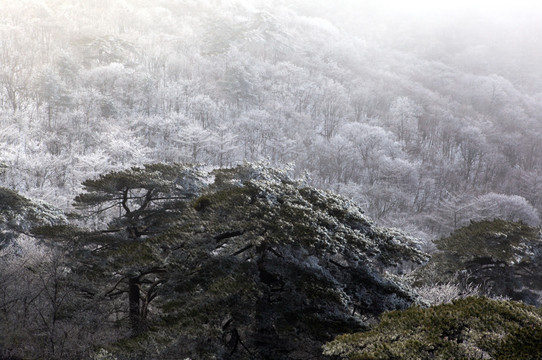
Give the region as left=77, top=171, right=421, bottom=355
left=129, top=277, right=141, bottom=335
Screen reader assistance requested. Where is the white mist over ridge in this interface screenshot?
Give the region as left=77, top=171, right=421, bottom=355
left=0, top=0, right=541, bottom=242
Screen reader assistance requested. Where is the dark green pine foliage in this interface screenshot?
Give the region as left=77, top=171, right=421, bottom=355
left=414, top=220, right=542, bottom=305
left=323, top=297, right=542, bottom=360
left=73, top=163, right=204, bottom=239
left=69, top=163, right=206, bottom=336
left=63, top=163, right=427, bottom=359
left=496, top=326, right=542, bottom=360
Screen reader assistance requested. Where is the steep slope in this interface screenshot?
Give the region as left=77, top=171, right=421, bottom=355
left=64, top=164, right=427, bottom=360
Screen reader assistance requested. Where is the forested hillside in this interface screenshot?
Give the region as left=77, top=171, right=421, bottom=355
left=1, top=0, right=541, bottom=241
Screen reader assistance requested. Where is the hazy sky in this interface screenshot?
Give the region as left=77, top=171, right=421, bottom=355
left=291, top=0, right=542, bottom=34
left=346, top=0, right=542, bottom=16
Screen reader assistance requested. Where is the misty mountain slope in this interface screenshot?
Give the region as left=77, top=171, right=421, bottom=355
left=0, top=0, right=541, bottom=241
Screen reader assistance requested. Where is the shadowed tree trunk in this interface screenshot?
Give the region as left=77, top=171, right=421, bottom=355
left=128, top=277, right=141, bottom=335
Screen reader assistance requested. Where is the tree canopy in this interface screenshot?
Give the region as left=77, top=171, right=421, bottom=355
left=414, top=220, right=542, bottom=305
left=7, top=164, right=427, bottom=359
left=73, top=163, right=203, bottom=239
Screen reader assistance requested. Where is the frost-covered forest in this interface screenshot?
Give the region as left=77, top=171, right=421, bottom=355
left=3, top=2, right=542, bottom=358
left=1, top=0, right=542, bottom=240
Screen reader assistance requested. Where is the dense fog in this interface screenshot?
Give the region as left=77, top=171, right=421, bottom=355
left=1, top=0, right=542, bottom=241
